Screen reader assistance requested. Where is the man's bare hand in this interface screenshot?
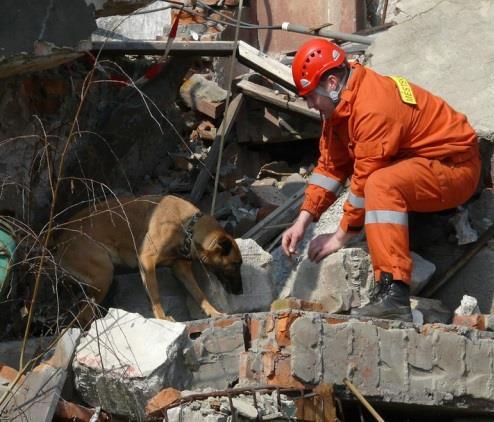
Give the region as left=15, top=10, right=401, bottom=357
left=308, top=228, right=358, bottom=263
left=281, top=211, right=313, bottom=259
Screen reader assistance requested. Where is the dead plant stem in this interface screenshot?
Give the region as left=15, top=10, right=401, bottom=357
left=19, top=66, right=97, bottom=369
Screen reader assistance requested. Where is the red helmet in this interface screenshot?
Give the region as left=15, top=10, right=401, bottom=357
left=292, top=39, right=346, bottom=96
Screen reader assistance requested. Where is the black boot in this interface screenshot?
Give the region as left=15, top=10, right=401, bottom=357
left=351, top=272, right=413, bottom=322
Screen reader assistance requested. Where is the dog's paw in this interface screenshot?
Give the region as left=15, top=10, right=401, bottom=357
left=208, top=310, right=225, bottom=318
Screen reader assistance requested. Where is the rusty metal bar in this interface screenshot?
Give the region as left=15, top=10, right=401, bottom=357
left=157, top=385, right=316, bottom=415
left=281, top=22, right=372, bottom=45
left=343, top=378, right=384, bottom=422
left=227, top=392, right=238, bottom=422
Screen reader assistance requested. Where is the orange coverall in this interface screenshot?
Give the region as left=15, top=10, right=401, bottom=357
left=302, top=63, right=481, bottom=283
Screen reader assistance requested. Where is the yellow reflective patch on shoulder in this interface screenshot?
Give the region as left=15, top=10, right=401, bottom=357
left=390, top=76, right=417, bottom=105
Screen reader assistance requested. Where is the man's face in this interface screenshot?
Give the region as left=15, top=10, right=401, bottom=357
left=303, top=77, right=337, bottom=120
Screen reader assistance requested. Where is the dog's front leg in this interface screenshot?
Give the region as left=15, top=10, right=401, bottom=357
left=139, top=254, right=173, bottom=321
left=172, top=260, right=224, bottom=318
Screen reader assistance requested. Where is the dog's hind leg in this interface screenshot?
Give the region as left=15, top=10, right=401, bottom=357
left=60, top=244, right=114, bottom=328
left=172, top=260, right=224, bottom=318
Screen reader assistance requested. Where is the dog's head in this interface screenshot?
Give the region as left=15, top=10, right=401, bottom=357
left=192, top=216, right=243, bottom=295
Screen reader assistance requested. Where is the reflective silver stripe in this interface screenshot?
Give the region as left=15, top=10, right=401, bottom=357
left=309, top=173, right=342, bottom=194
left=365, top=210, right=408, bottom=226
left=347, top=191, right=365, bottom=209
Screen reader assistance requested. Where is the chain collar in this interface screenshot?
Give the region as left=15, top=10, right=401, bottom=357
left=178, top=211, right=203, bottom=259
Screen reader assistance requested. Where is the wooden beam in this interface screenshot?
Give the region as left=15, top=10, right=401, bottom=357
left=242, top=186, right=306, bottom=247
left=237, top=79, right=320, bottom=121
left=236, top=41, right=296, bottom=92
left=84, top=40, right=235, bottom=56
left=2, top=329, right=81, bottom=421
left=190, top=93, right=245, bottom=205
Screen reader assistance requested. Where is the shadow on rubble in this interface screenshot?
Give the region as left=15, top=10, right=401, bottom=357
left=341, top=398, right=494, bottom=421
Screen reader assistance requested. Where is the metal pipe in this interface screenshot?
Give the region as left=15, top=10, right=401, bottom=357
left=281, top=22, right=373, bottom=45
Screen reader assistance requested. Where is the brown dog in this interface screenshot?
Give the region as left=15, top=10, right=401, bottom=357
left=54, top=195, right=243, bottom=323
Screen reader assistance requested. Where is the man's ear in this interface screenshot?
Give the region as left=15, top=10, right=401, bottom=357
left=217, top=237, right=233, bottom=256
left=325, top=74, right=339, bottom=91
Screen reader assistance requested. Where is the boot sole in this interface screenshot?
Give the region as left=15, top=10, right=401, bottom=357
left=351, top=308, right=413, bottom=323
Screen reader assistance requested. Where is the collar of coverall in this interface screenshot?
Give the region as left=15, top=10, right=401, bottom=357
left=329, top=63, right=364, bottom=122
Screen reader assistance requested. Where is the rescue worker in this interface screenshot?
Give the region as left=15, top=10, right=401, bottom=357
left=281, top=39, right=481, bottom=322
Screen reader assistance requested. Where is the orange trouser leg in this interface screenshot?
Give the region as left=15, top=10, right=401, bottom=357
left=364, top=154, right=480, bottom=283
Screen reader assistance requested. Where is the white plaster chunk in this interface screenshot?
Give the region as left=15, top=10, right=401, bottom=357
left=73, top=308, right=192, bottom=419
left=455, top=295, right=481, bottom=316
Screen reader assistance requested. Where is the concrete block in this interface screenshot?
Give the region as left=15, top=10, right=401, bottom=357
left=273, top=192, right=435, bottom=312
left=406, top=329, right=434, bottom=396
left=189, top=320, right=245, bottom=390
left=465, top=339, right=494, bottom=398
left=349, top=323, right=380, bottom=394
left=180, top=74, right=227, bottom=118
left=290, top=316, right=322, bottom=384
left=94, top=2, right=171, bottom=41
left=410, top=297, right=452, bottom=324
left=321, top=323, right=353, bottom=383
left=432, top=331, right=466, bottom=397
left=73, top=309, right=192, bottom=420
left=378, top=328, right=408, bottom=396
left=191, top=238, right=274, bottom=316
left=276, top=246, right=374, bottom=313
left=247, top=178, right=287, bottom=208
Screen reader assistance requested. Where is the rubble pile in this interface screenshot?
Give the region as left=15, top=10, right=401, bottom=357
left=0, top=0, right=493, bottom=420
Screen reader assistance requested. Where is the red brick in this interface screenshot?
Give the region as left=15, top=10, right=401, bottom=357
left=266, top=353, right=304, bottom=389
left=239, top=351, right=259, bottom=383
left=55, top=399, right=109, bottom=421
left=249, top=318, right=262, bottom=343
left=146, top=387, right=182, bottom=416
left=0, top=364, right=21, bottom=383
left=452, top=314, right=486, bottom=331
left=275, top=312, right=300, bottom=348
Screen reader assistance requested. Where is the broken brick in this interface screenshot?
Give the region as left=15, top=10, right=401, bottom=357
left=452, top=314, right=486, bottom=331
left=146, top=387, right=182, bottom=417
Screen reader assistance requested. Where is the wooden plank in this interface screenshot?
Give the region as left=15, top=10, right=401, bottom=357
left=85, top=40, right=235, bottom=56
left=242, top=186, right=306, bottom=247
left=194, top=98, right=225, bottom=119
left=237, top=79, right=321, bottom=121
left=2, top=329, right=81, bottom=422
left=190, top=93, right=245, bottom=205
left=236, top=41, right=296, bottom=92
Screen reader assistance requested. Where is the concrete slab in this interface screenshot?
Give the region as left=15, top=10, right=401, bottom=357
left=367, top=0, right=494, bottom=137
left=93, top=1, right=171, bottom=41
left=73, top=309, right=193, bottom=419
